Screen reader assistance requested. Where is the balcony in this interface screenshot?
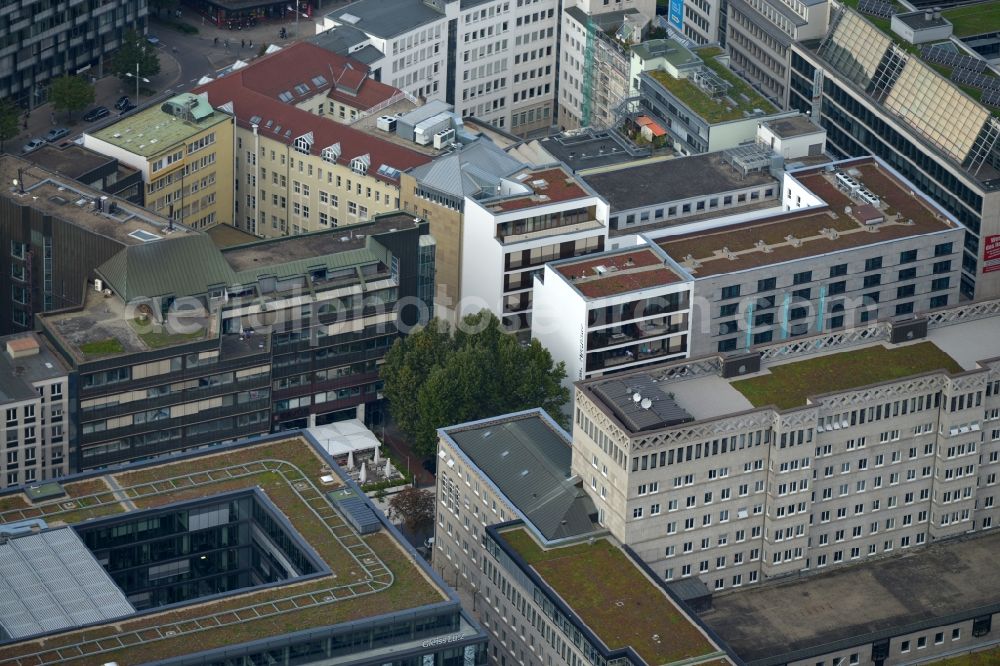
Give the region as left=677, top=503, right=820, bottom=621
left=587, top=317, right=687, bottom=350
left=585, top=336, right=688, bottom=373
left=499, top=218, right=604, bottom=244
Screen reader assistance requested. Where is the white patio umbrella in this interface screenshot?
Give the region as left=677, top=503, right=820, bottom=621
left=384, top=460, right=394, bottom=478
left=347, top=449, right=354, bottom=470
left=360, top=461, right=368, bottom=484
left=373, top=446, right=381, bottom=465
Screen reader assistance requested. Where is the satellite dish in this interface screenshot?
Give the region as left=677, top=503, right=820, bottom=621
left=633, top=392, right=642, bottom=403
left=640, top=398, right=652, bottom=410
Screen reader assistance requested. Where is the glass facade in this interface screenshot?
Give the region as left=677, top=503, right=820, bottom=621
left=77, top=492, right=318, bottom=610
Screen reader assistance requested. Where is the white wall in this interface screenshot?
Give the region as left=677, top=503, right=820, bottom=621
left=459, top=200, right=507, bottom=317
left=81, top=134, right=151, bottom=180
left=781, top=170, right=826, bottom=211
left=532, top=265, right=588, bottom=390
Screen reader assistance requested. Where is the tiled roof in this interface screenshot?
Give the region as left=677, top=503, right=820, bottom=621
left=194, top=43, right=430, bottom=185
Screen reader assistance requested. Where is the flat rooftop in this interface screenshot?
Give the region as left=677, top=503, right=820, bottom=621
left=894, top=9, right=951, bottom=30
left=659, top=159, right=959, bottom=277
left=0, top=334, right=68, bottom=402
left=88, top=94, right=229, bottom=158
left=221, top=213, right=419, bottom=271
left=583, top=151, right=777, bottom=213
left=730, top=341, right=964, bottom=409
left=537, top=129, right=649, bottom=172
left=442, top=411, right=598, bottom=541
left=1, top=156, right=190, bottom=246
left=703, top=530, right=1000, bottom=665
left=763, top=114, right=823, bottom=139
left=491, top=167, right=593, bottom=212
left=578, top=313, right=1000, bottom=429
left=0, top=435, right=446, bottom=666
left=326, top=0, right=444, bottom=38
left=552, top=247, right=686, bottom=299
left=23, top=143, right=131, bottom=178
left=645, top=47, right=777, bottom=124
left=42, top=288, right=212, bottom=362
left=500, top=528, right=727, bottom=665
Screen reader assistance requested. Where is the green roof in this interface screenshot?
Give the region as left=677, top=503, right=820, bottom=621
left=646, top=48, right=776, bottom=124
left=731, top=342, right=964, bottom=409
left=89, top=93, right=229, bottom=158
left=0, top=436, right=446, bottom=666
left=502, top=528, right=723, bottom=665
left=632, top=38, right=701, bottom=69
left=942, top=1, right=1000, bottom=37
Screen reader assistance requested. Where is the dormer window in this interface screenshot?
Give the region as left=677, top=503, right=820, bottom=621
left=321, top=143, right=341, bottom=164
left=350, top=154, right=370, bottom=175
left=294, top=131, right=314, bottom=155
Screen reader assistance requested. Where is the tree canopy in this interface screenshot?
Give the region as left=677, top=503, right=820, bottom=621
left=0, top=100, right=19, bottom=151
left=381, top=311, right=569, bottom=457
left=49, top=76, right=95, bottom=120
left=387, top=488, right=436, bottom=532
left=111, top=29, right=161, bottom=82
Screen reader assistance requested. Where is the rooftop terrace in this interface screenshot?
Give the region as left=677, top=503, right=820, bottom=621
left=491, top=167, right=593, bottom=212
left=730, top=341, right=964, bottom=409
left=0, top=156, right=189, bottom=246
left=645, top=47, right=777, bottom=124
left=499, top=528, right=727, bottom=665
left=552, top=247, right=686, bottom=299
left=658, top=159, right=958, bottom=277
left=0, top=435, right=446, bottom=666
left=703, top=529, right=1000, bottom=665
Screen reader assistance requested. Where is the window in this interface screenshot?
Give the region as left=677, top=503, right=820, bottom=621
left=895, top=302, right=914, bottom=316
left=830, top=263, right=848, bottom=277
left=899, top=249, right=918, bottom=264
left=721, top=285, right=741, bottom=300
left=793, top=270, right=812, bottom=285
left=896, top=284, right=915, bottom=298
left=898, top=267, right=916, bottom=281
left=865, top=257, right=883, bottom=271
left=757, top=277, right=776, bottom=292
left=863, top=274, right=881, bottom=288
left=932, top=277, right=950, bottom=291
left=935, top=242, right=953, bottom=257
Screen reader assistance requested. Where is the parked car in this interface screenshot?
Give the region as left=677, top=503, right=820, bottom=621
left=146, top=35, right=160, bottom=46
left=114, top=96, right=131, bottom=111
left=83, top=106, right=110, bottom=122
left=44, top=127, right=70, bottom=143
left=21, top=138, right=45, bottom=154
left=118, top=102, right=137, bottom=116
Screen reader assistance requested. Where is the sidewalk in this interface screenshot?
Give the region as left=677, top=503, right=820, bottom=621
left=12, top=48, right=182, bottom=150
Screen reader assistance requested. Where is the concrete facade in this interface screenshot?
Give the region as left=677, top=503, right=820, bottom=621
left=571, top=321, right=1000, bottom=597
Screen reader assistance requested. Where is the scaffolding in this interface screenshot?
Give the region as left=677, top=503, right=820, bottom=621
left=722, top=143, right=773, bottom=179
left=581, top=18, right=598, bottom=127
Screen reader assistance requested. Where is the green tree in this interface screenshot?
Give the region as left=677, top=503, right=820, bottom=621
left=381, top=311, right=569, bottom=457
left=111, top=29, right=161, bottom=83
left=49, top=76, right=95, bottom=121
left=0, top=100, right=19, bottom=152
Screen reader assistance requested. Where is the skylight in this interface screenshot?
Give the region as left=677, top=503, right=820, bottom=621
left=128, top=229, right=161, bottom=242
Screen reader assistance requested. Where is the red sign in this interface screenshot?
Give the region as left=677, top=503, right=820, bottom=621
left=985, top=234, right=1000, bottom=274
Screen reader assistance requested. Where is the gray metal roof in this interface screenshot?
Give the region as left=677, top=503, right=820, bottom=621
left=591, top=375, right=693, bottom=432
left=0, top=334, right=68, bottom=403
left=0, top=528, right=134, bottom=641
left=410, top=139, right=526, bottom=199
left=309, top=26, right=387, bottom=64
left=327, top=0, right=445, bottom=39
left=446, top=414, right=598, bottom=541
left=332, top=493, right=381, bottom=535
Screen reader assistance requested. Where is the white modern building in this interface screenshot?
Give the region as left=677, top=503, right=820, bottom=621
left=533, top=245, right=693, bottom=388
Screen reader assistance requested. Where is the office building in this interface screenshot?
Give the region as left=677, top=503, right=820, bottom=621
left=533, top=245, right=693, bottom=385
left=401, top=139, right=608, bottom=330
left=631, top=39, right=799, bottom=155
left=0, top=0, right=147, bottom=110
left=194, top=42, right=432, bottom=237
left=0, top=334, right=70, bottom=489
left=571, top=309, right=1000, bottom=594
left=319, top=0, right=559, bottom=137
left=83, top=93, right=235, bottom=231
left=658, top=156, right=965, bottom=355
left=0, top=431, right=487, bottom=665
left=23, top=143, right=144, bottom=205
left=434, top=409, right=736, bottom=666
left=0, top=155, right=191, bottom=336
left=790, top=5, right=1000, bottom=300
left=560, top=3, right=656, bottom=131
left=37, top=212, right=433, bottom=471
left=725, top=0, right=830, bottom=108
